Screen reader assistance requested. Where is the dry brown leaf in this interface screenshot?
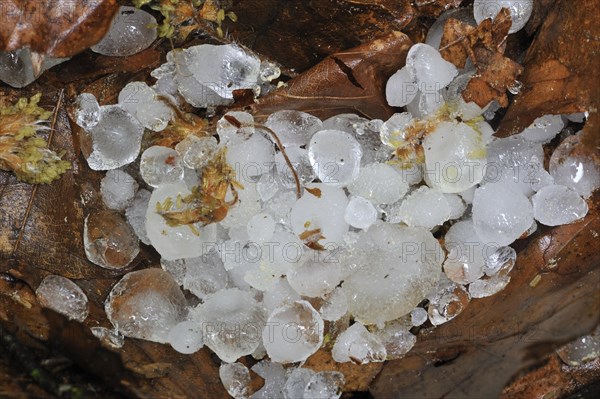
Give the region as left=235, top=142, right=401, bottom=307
left=440, top=8, right=522, bottom=107
left=250, top=31, right=413, bottom=120
left=0, top=0, right=118, bottom=58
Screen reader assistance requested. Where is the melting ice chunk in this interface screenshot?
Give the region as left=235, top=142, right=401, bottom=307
left=348, top=162, right=408, bottom=205
left=427, top=277, right=470, bottom=325
left=287, top=256, right=342, bottom=298
left=167, top=321, right=204, bottom=354
left=199, top=288, right=265, bottom=362
left=220, top=363, right=251, bottom=399
left=262, top=300, right=323, bottom=363
left=84, top=210, right=140, bottom=270
left=100, top=169, right=138, bottom=211
left=331, top=322, right=386, bottom=364
left=125, top=189, right=152, bottom=245
left=532, top=185, right=588, bottom=226
left=472, top=182, right=533, bottom=246
left=265, top=110, right=323, bottom=147
left=423, top=121, right=487, bottom=193
left=344, top=196, right=378, bottom=230
left=386, top=66, right=418, bottom=107
left=290, top=184, right=349, bottom=247
left=140, top=146, right=185, bottom=188
left=0, top=48, right=68, bottom=88
left=373, top=319, right=417, bottom=359
left=319, top=287, right=348, bottom=322
left=405, top=43, right=458, bottom=90
left=105, top=269, right=187, bottom=343
left=308, top=130, right=363, bottom=186
left=36, top=275, right=88, bottom=322
left=304, top=371, right=345, bottom=399
left=86, top=105, right=145, bottom=171
left=519, top=114, right=564, bottom=144
left=549, top=133, right=600, bottom=198
left=118, top=81, right=172, bottom=131
left=74, top=93, right=101, bottom=129
left=91, top=6, right=158, bottom=56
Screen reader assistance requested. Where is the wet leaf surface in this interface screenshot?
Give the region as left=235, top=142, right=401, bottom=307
left=0, top=0, right=119, bottom=58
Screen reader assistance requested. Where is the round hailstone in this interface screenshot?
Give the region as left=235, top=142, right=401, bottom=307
left=274, top=146, right=315, bottom=188
left=484, top=135, right=545, bottom=197
left=386, top=66, right=418, bottom=107
left=140, top=146, right=185, bottom=188
left=405, top=43, right=458, bottom=90
left=531, top=185, right=588, bottom=226
left=397, top=186, right=452, bottom=230
left=217, top=111, right=255, bottom=146
left=474, top=0, right=533, bottom=34
left=199, top=289, right=265, bottom=362
left=105, top=269, right=187, bottom=343
left=290, top=184, right=349, bottom=247
left=167, top=321, right=204, bottom=354
left=146, top=182, right=217, bottom=260
left=265, top=110, right=323, bottom=147
left=319, top=287, right=348, bottom=321
left=549, top=133, right=600, bottom=198
left=246, top=213, right=276, bottom=243
left=286, top=256, right=342, bottom=297
left=90, top=327, right=124, bottom=349
left=284, top=368, right=315, bottom=399
left=118, top=81, right=172, bottom=131
left=125, top=189, right=151, bottom=245
left=84, top=210, right=140, bottom=270
left=308, top=130, right=363, bottom=186
left=344, top=196, right=378, bottom=229
left=472, top=182, right=534, bottom=246
left=445, top=193, right=467, bottom=220
left=170, top=45, right=260, bottom=108
left=423, top=121, right=487, bottom=193
left=219, top=363, right=251, bottom=399
left=36, top=275, right=88, bottom=322
left=483, top=246, right=516, bottom=277
left=373, top=319, right=416, bottom=359
left=469, top=275, right=511, bottom=298
left=262, top=300, right=323, bottom=363
left=443, top=219, right=486, bottom=284
left=348, top=163, right=408, bottom=205
left=331, top=322, right=387, bottom=364
left=175, top=135, right=218, bottom=169
left=220, top=182, right=262, bottom=229
left=411, top=308, right=428, bottom=327
left=519, top=114, right=564, bottom=144
left=74, top=93, right=100, bottom=129
left=340, top=225, right=443, bottom=327
left=91, top=6, right=158, bottom=56
left=86, top=105, right=144, bottom=171
left=183, top=253, right=230, bottom=300
left=100, top=169, right=138, bottom=211
left=227, top=133, right=275, bottom=178
left=304, top=371, right=346, bottom=399
left=379, top=112, right=414, bottom=148
left=251, top=361, right=287, bottom=398
left=262, top=277, right=301, bottom=311
left=428, top=278, right=471, bottom=325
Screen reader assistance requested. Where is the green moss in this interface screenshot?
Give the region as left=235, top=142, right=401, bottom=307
left=0, top=94, right=71, bottom=184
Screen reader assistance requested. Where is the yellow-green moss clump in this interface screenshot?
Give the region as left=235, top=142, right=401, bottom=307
left=0, top=93, right=71, bottom=184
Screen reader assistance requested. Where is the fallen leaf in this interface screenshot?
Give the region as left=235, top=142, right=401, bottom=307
left=0, top=0, right=119, bottom=58
left=440, top=8, right=522, bottom=107
left=250, top=31, right=413, bottom=120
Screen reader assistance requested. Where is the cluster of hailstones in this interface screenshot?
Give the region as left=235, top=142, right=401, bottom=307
left=32, top=1, right=600, bottom=398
